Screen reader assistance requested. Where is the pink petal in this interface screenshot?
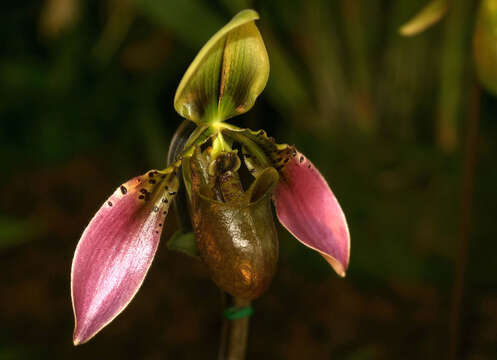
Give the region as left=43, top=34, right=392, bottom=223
left=71, top=169, right=178, bottom=345
left=273, top=152, right=350, bottom=277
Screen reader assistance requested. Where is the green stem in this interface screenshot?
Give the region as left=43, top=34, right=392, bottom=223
left=448, top=82, right=481, bottom=360
left=218, top=295, right=251, bottom=360
left=437, top=0, right=474, bottom=151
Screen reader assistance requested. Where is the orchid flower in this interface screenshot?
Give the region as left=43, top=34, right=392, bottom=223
left=71, top=9, right=350, bottom=345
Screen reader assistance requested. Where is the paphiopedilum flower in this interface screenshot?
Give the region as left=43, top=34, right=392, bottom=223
left=71, top=9, right=350, bottom=345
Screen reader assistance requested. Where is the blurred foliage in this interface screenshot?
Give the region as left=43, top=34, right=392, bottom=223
left=1, top=0, right=497, bottom=359
left=474, top=0, right=497, bottom=97
left=399, top=0, right=448, bottom=37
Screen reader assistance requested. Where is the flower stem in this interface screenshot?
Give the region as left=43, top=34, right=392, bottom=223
left=448, top=81, right=480, bottom=360
left=218, top=294, right=251, bottom=360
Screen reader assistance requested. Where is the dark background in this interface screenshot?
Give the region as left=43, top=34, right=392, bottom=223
left=1, top=0, right=497, bottom=359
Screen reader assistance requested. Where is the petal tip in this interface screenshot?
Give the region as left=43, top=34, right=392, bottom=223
left=72, top=323, right=94, bottom=346
left=323, top=254, right=349, bottom=278
left=72, top=313, right=112, bottom=346
left=336, top=267, right=347, bottom=278
left=72, top=331, right=84, bottom=346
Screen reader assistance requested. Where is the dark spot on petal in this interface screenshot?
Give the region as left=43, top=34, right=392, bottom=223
left=292, top=149, right=297, bottom=157
left=155, top=231, right=159, bottom=234
left=165, top=186, right=169, bottom=190
left=159, top=223, right=162, bottom=227
left=107, top=201, right=113, bottom=206
left=284, top=158, right=289, bottom=163
left=161, top=174, right=166, bottom=179
left=140, top=189, right=147, bottom=194
left=120, top=185, right=128, bottom=195
left=307, top=164, right=311, bottom=169
left=148, top=172, right=155, bottom=177
left=149, top=179, right=156, bottom=184
left=153, top=206, right=159, bottom=212
left=169, top=191, right=176, bottom=196
left=300, top=156, right=304, bottom=163
left=162, top=198, right=169, bottom=203
left=163, top=211, right=167, bottom=215
left=139, top=195, right=145, bottom=200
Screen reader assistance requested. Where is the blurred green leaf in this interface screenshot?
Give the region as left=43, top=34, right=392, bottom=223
left=399, top=0, right=448, bottom=36
left=261, top=28, right=310, bottom=115
left=167, top=229, right=199, bottom=258
left=342, top=347, right=377, bottom=360
left=474, top=0, right=497, bottom=96
left=437, top=0, right=474, bottom=151
left=0, top=61, right=47, bottom=93
left=92, top=0, right=135, bottom=64
left=0, top=217, right=42, bottom=250
left=0, top=345, right=30, bottom=360
left=133, top=0, right=224, bottom=48
left=219, top=0, right=252, bottom=14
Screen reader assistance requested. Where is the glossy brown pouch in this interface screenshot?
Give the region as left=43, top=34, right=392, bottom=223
left=190, top=159, right=279, bottom=300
